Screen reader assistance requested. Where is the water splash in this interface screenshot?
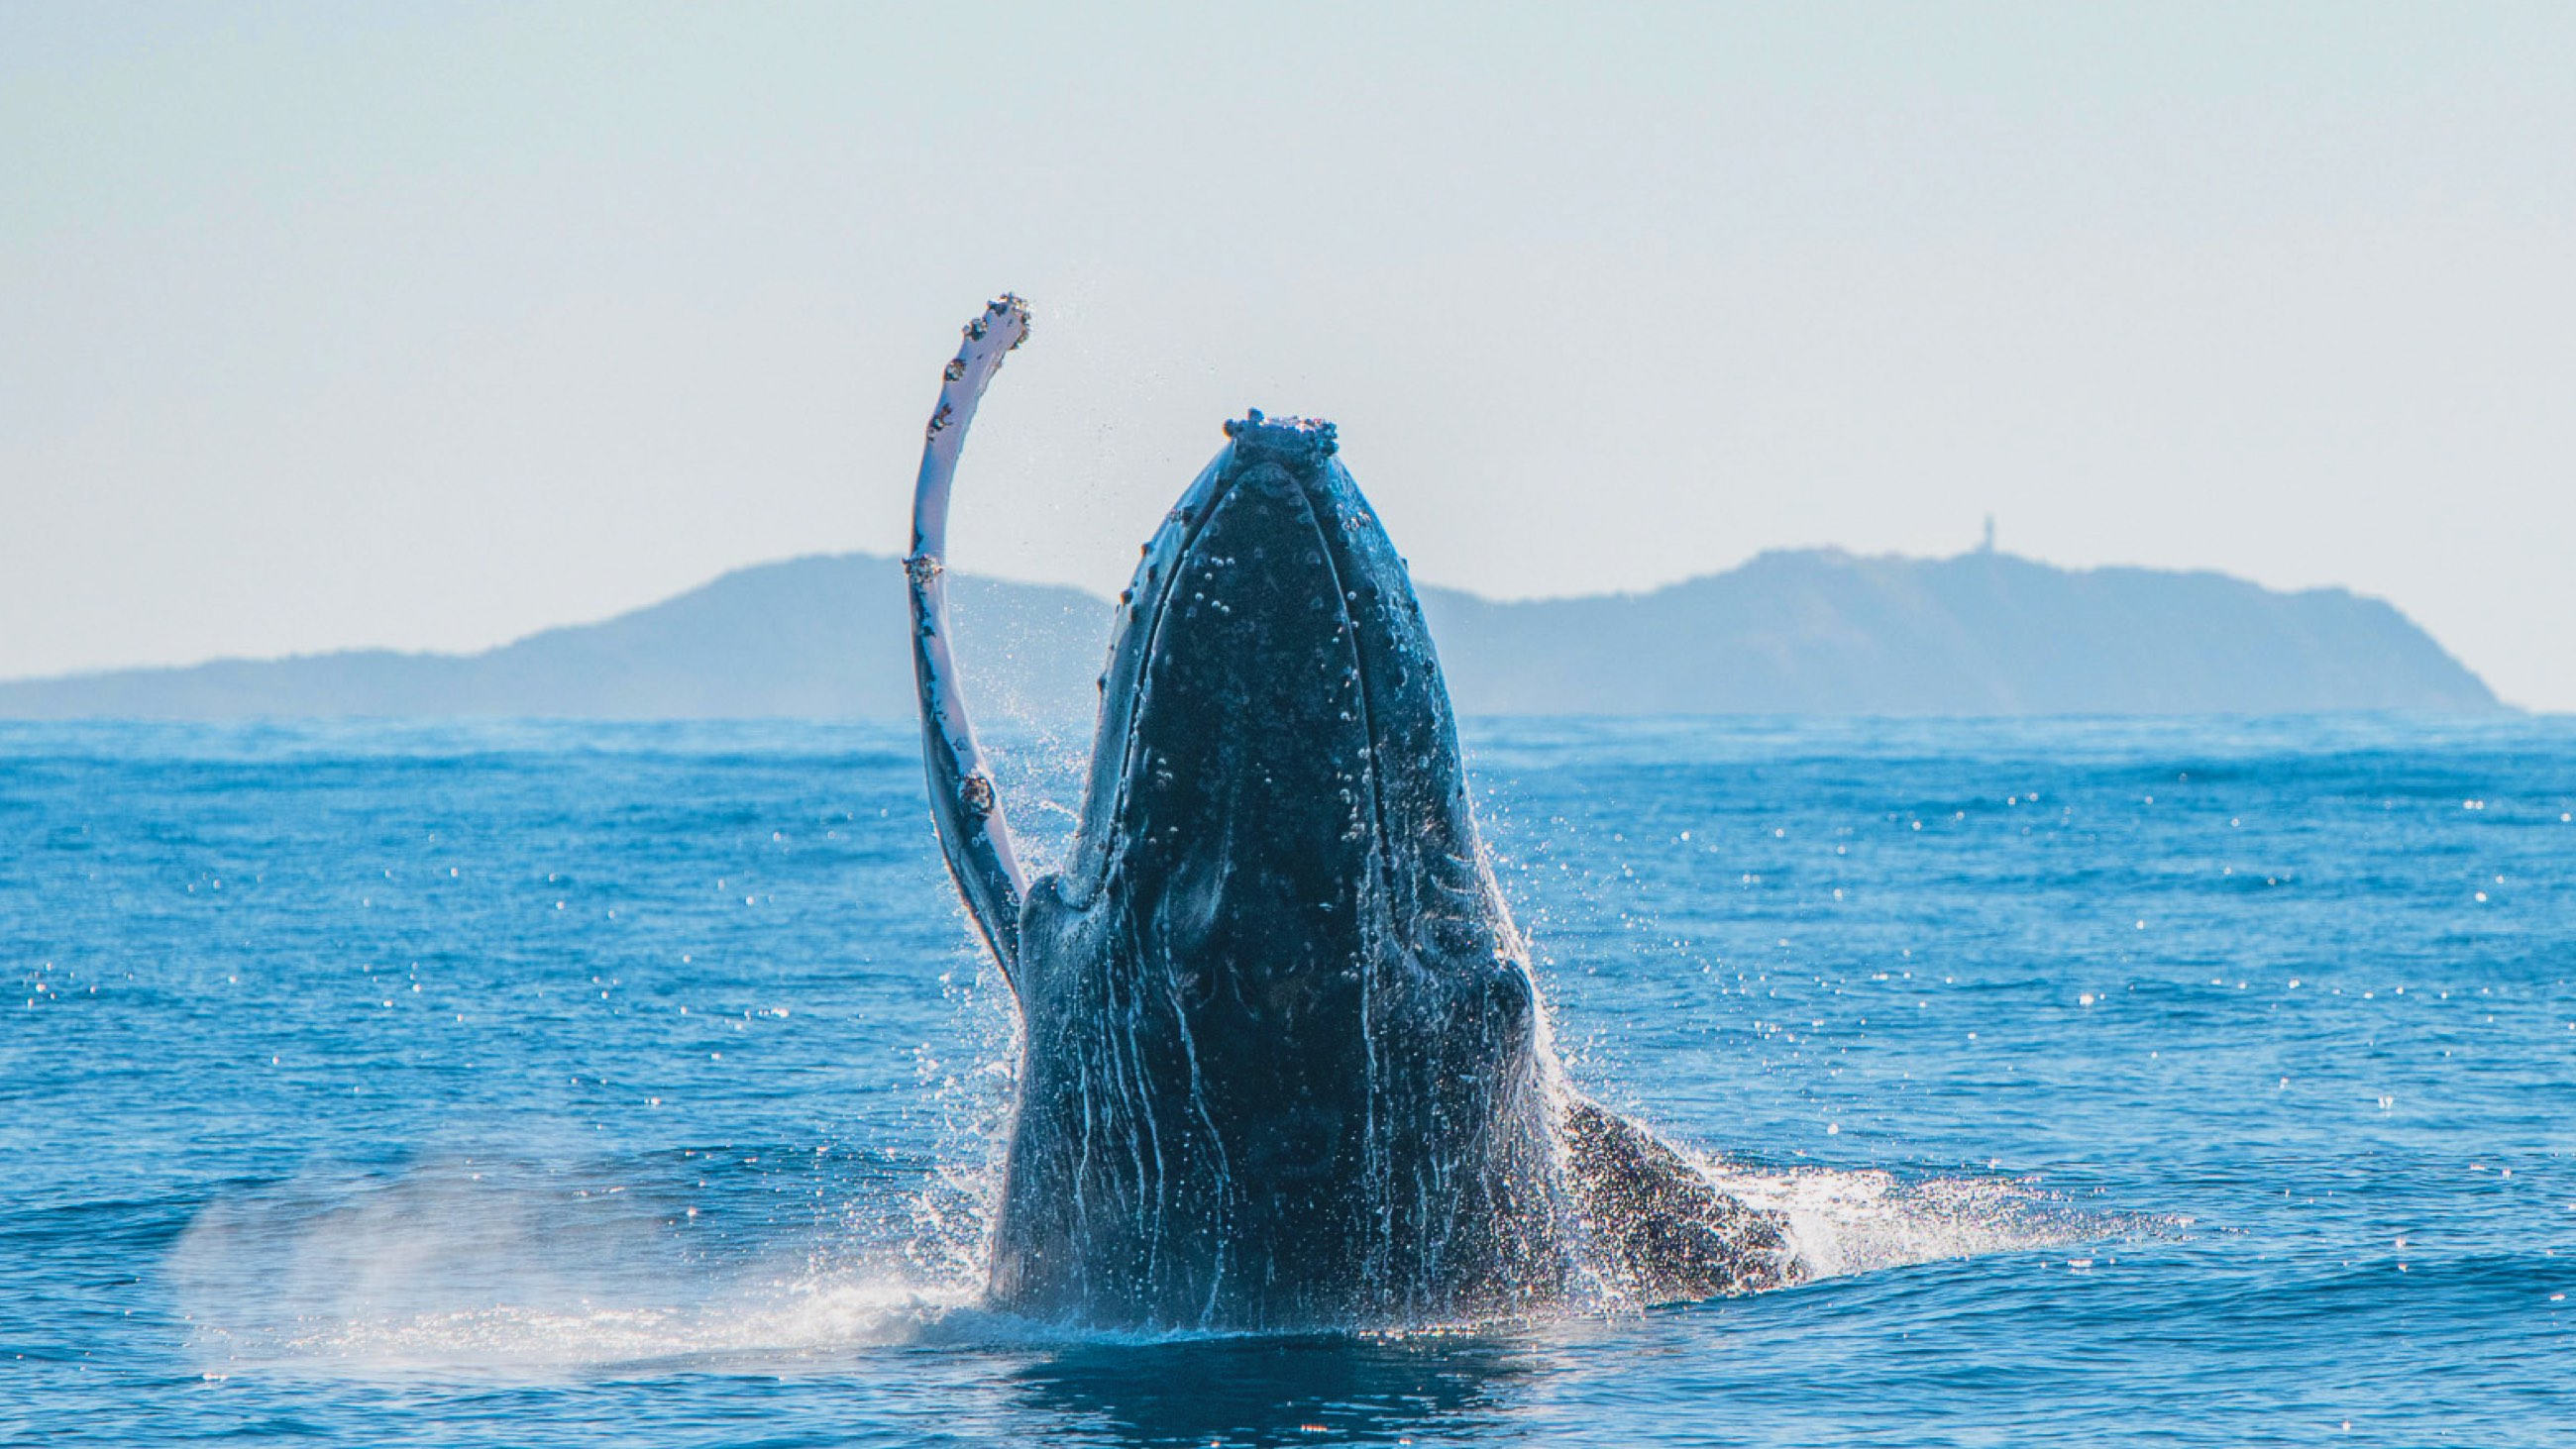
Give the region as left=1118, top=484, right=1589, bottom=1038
left=193, top=1277, right=969, bottom=1377
left=163, top=1111, right=2116, bottom=1381
left=901, top=949, right=1023, bottom=1288
left=168, top=1155, right=973, bottom=1376
left=1713, top=1160, right=2123, bottom=1280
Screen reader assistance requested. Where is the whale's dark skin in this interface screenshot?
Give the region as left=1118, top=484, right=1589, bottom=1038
left=996, top=414, right=1567, bottom=1327
left=905, top=300, right=1795, bottom=1330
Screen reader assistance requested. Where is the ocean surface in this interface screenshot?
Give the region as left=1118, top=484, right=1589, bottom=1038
left=4, top=714, right=2571, bottom=1446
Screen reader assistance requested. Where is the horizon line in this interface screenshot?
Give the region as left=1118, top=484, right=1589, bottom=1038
left=0, top=542, right=2436, bottom=690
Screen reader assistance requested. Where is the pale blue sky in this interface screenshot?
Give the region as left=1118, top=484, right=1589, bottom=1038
left=4, top=3, right=2571, bottom=705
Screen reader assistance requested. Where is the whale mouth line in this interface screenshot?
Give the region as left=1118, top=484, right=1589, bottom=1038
left=1288, top=463, right=1400, bottom=919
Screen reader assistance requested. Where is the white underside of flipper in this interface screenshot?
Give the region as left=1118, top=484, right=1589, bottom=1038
left=907, top=295, right=1033, bottom=985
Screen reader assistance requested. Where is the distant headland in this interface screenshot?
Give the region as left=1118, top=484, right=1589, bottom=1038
left=0, top=550, right=2501, bottom=720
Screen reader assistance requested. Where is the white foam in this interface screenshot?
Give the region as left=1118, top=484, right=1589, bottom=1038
left=170, top=1143, right=2131, bottom=1376
left=240, top=1278, right=969, bottom=1374
left=169, top=1159, right=977, bottom=1377
left=1697, top=1158, right=2107, bottom=1280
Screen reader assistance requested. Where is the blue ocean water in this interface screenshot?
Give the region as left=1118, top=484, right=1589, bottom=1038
left=4, top=714, right=2571, bottom=1446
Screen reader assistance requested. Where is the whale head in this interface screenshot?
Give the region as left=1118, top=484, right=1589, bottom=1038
left=1048, top=411, right=1523, bottom=1007
left=997, top=413, right=1558, bottom=1327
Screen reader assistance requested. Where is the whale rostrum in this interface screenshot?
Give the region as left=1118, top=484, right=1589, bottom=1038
left=906, top=296, right=1799, bottom=1329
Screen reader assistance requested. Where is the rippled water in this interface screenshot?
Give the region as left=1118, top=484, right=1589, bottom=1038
left=5, top=715, right=2571, bottom=1445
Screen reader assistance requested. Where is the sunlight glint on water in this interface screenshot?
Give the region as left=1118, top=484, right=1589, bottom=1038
left=5, top=715, right=2571, bottom=1445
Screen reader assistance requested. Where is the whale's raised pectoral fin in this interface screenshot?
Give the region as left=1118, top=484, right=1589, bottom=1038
left=1561, top=1095, right=1803, bottom=1303
left=907, top=295, right=1033, bottom=991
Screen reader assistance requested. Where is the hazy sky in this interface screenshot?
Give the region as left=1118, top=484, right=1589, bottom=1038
left=4, top=3, right=2571, bottom=705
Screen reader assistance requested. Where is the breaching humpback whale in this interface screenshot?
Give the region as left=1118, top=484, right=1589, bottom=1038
left=906, top=296, right=1795, bottom=1330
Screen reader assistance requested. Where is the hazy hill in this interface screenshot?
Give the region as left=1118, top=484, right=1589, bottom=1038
left=1419, top=549, right=2501, bottom=715
left=0, top=557, right=1108, bottom=723
left=0, top=549, right=2501, bottom=719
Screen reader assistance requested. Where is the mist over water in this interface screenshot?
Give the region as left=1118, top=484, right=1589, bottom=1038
left=6, top=716, right=2571, bottom=1444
